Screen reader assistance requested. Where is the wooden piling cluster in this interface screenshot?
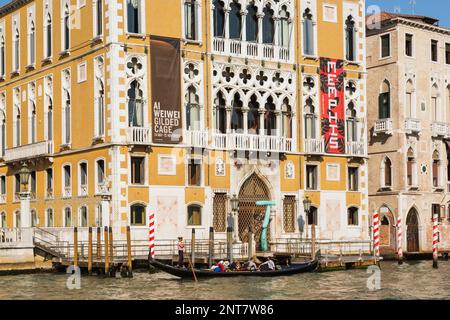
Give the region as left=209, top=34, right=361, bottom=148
left=68, top=226, right=134, bottom=278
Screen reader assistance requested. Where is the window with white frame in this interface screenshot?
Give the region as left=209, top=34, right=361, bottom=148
left=381, top=157, right=392, bottom=188
left=279, top=6, right=291, bottom=48
left=304, top=97, right=316, bottom=139
left=0, top=175, right=6, bottom=202
left=63, top=164, right=72, bottom=197
left=184, top=0, right=200, bottom=41
left=127, top=0, right=144, bottom=34
left=44, top=76, right=53, bottom=141
left=61, top=69, right=71, bottom=145
left=46, top=208, right=54, bottom=227
left=95, top=203, right=102, bottom=227
left=187, top=204, right=202, bottom=226
left=405, top=80, right=415, bottom=119
left=348, top=166, right=359, bottom=191
left=14, top=211, right=21, bottom=228
left=345, top=15, right=357, bottom=62
left=14, top=174, right=20, bottom=198
left=347, top=207, right=358, bottom=226
left=0, top=23, right=5, bottom=77
left=432, top=150, right=442, bottom=188
left=64, top=207, right=72, bottom=227
left=128, top=80, right=144, bottom=127
left=406, top=147, right=417, bottom=188
left=306, top=164, right=318, bottom=190
left=12, top=17, right=20, bottom=72
left=431, top=84, right=440, bottom=122
left=346, top=101, right=357, bottom=142
left=0, top=93, right=6, bottom=156
left=79, top=162, right=88, bottom=196
left=94, top=56, right=105, bottom=138
left=93, top=0, right=103, bottom=37
left=0, top=212, right=6, bottom=228
left=96, top=159, right=105, bottom=193
left=44, top=1, right=52, bottom=59
left=28, top=82, right=37, bottom=144
left=46, top=167, right=53, bottom=198
left=61, top=2, right=70, bottom=52
left=130, top=203, right=146, bottom=226
left=13, top=88, right=20, bottom=147
left=31, top=210, right=37, bottom=227
left=187, top=157, right=202, bottom=186
left=79, top=206, right=88, bottom=227
left=27, top=7, right=36, bottom=66
left=302, top=8, right=315, bottom=56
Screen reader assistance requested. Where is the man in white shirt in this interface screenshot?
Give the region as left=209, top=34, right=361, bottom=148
left=259, top=257, right=275, bottom=271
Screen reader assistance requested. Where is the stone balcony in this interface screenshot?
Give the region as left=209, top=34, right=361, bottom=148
left=126, top=126, right=152, bottom=145
left=184, top=130, right=209, bottom=148
left=212, top=37, right=292, bottom=62
left=304, top=138, right=324, bottom=155
left=404, top=118, right=421, bottom=134
left=431, top=121, right=448, bottom=138
left=346, top=141, right=366, bottom=157
left=374, top=119, right=393, bottom=136
left=212, top=132, right=294, bottom=153
left=4, top=141, right=53, bottom=163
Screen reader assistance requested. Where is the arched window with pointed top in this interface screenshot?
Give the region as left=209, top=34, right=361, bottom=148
left=407, top=147, right=417, bottom=187
left=379, top=80, right=391, bottom=119
left=0, top=35, right=5, bottom=76
left=231, top=92, right=243, bottom=131
left=45, top=13, right=52, bottom=58
left=186, top=85, right=200, bottom=131
left=302, top=8, right=315, bottom=56
left=246, top=3, right=258, bottom=42
left=248, top=94, right=260, bottom=135
left=304, top=97, right=316, bottom=139
left=432, top=150, right=441, bottom=188
left=128, top=80, right=144, bottom=127
left=213, top=0, right=225, bottom=38
left=279, top=6, right=291, bottom=48
left=346, top=101, right=357, bottom=142
left=62, top=3, right=70, bottom=51
left=229, top=0, right=242, bottom=40
left=381, top=157, right=392, bottom=188
left=214, top=91, right=226, bottom=134
left=264, top=96, right=276, bottom=136
left=262, top=4, right=274, bottom=44
left=13, top=89, right=20, bottom=147
left=282, top=98, right=293, bottom=139
left=345, top=15, right=357, bottom=62
left=28, top=20, right=35, bottom=65
left=63, top=88, right=71, bottom=144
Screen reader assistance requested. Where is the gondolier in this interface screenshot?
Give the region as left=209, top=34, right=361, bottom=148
left=177, top=237, right=185, bottom=268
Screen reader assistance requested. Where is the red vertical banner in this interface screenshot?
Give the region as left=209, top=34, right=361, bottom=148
left=320, top=58, right=345, bottom=154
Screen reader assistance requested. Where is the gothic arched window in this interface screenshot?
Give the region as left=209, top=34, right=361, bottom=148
left=229, top=1, right=242, bottom=40
left=262, top=4, right=274, bottom=44
left=246, top=4, right=258, bottom=42
left=213, top=0, right=225, bottom=37
left=128, top=80, right=144, bottom=127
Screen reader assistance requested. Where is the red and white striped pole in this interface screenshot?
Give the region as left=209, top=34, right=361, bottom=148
left=432, top=213, right=439, bottom=269
left=373, top=211, right=380, bottom=258
left=396, top=216, right=403, bottom=265
left=149, top=212, right=155, bottom=259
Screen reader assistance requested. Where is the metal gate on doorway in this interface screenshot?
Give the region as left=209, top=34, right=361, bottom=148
left=237, top=173, right=271, bottom=250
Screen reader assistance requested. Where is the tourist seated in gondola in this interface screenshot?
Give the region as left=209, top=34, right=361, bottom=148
left=259, top=257, right=275, bottom=271
left=229, top=259, right=241, bottom=271
left=210, top=260, right=226, bottom=272
left=246, top=258, right=257, bottom=272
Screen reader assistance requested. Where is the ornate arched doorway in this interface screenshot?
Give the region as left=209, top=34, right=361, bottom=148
left=406, top=208, right=420, bottom=252
left=238, top=173, right=271, bottom=250
left=379, top=206, right=396, bottom=254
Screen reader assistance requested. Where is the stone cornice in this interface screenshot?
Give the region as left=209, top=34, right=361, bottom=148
left=0, top=0, right=32, bottom=18
left=368, top=16, right=450, bottom=37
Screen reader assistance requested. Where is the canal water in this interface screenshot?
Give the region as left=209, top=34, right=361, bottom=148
left=0, top=261, right=449, bottom=300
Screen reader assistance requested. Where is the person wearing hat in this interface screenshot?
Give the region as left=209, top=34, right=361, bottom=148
left=177, top=237, right=185, bottom=268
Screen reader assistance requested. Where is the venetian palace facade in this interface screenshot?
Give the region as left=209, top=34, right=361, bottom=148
left=0, top=0, right=369, bottom=248
left=367, top=12, right=450, bottom=254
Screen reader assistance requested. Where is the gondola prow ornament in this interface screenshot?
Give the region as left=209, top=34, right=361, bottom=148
left=256, top=201, right=277, bottom=252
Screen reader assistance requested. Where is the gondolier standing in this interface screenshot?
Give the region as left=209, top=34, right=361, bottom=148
left=177, top=237, right=185, bottom=267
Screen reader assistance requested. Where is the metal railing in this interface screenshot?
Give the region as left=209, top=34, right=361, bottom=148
left=269, top=238, right=372, bottom=256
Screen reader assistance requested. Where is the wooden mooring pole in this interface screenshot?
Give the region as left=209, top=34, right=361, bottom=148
left=96, top=227, right=101, bottom=260
left=73, top=227, right=78, bottom=267
left=208, top=227, right=214, bottom=267
left=248, top=231, right=254, bottom=260
left=104, top=226, right=109, bottom=276
left=227, top=226, right=233, bottom=262
left=127, top=226, right=133, bottom=277
left=191, top=228, right=196, bottom=268
left=88, top=227, right=93, bottom=275
left=311, top=224, right=316, bottom=260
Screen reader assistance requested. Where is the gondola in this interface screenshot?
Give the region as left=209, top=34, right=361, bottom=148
left=149, top=258, right=319, bottom=279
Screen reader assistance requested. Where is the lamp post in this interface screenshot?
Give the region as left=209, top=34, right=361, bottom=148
left=19, top=163, right=31, bottom=229
left=230, top=194, right=240, bottom=243
left=303, top=196, right=312, bottom=239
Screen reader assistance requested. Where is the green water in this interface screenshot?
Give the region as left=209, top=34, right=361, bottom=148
left=0, top=261, right=449, bottom=300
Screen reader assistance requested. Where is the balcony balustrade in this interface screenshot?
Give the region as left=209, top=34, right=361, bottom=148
left=404, top=118, right=421, bottom=134
left=431, top=121, right=448, bottom=138
left=212, top=132, right=294, bottom=153
left=4, top=141, right=53, bottom=163
left=184, top=130, right=209, bottom=148
left=212, top=37, right=292, bottom=62
left=126, top=127, right=151, bottom=145
left=374, top=119, right=393, bottom=135
left=346, top=141, right=366, bottom=157
left=304, top=139, right=324, bottom=155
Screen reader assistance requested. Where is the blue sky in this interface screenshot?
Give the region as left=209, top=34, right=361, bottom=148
left=0, top=0, right=449, bottom=27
